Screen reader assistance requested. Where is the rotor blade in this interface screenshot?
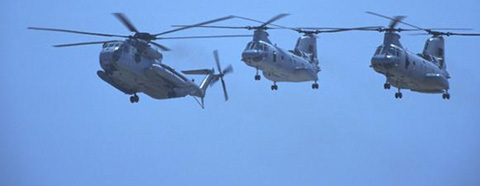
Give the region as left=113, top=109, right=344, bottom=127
left=319, top=26, right=385, bottom=33
left=220, top=78, right=228, bottom=101
left=424, top=28, right=473, bottom=31
left=150, top=42, right=171, bottom=51
left=448, top=33, right=480, bottom=36
left=28, top=27, right=128, bottom=38
left=53, top=40, right=117, bottom=47
left=154, top=16, right=234, bottom=36
left=389, top=16, right=406, bottom=29
left=213, top=50, right=222, bottom=73
left=366, top=11, right=424, bottom=31
left=171, top=25, right=249, bottom=29
left=156, top=35, right=252, bottom=40
left=294, top=26, right=381, bottom=30
left=234, top=15, right=293, bottom=30
left=223, top=64, right=233, bottom=74
left=113, top=13, right=139, bottom=33
left=260, top=13, right=290, bottom=27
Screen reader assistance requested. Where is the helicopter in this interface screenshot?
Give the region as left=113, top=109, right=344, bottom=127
left=28, top=13, right=245, bottom=107
left=364, top=12, right=480, bottom=99
left=174, top=14, right=376, bottom=90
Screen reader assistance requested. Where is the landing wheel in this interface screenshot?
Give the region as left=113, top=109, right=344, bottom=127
left=384, top=83, right=391, bottom=89
left=442, top=93, right=450, bottom=100
left=312, top=83, right=319, bottom=89
left=394, top=92, right=403, bottom=99
left=271, top=84, right=278, bottom=91
left=254, top=75, right=261, bottom=81
left=130, top=94, right=139, bottom=103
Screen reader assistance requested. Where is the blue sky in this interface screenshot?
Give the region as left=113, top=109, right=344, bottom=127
left=1, top=0, right=480, bottom=185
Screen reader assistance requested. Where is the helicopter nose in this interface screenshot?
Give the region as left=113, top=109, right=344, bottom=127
left=371, top=56, right=396, bottom=69
left=242, top=50, right=264, bottom=62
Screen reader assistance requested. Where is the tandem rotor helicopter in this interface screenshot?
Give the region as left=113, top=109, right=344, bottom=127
left=363, top=12, right=480, bottom=99
left=29, top=13, right=250, bottom=107
left=174, top=14, right=377, bottom=90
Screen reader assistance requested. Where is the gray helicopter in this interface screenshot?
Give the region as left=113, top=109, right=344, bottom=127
left=29, top=13, right=244, bottom=107
left=175, top=14, right=375, bottom=90
left=364, top=12, right=480, bottom=99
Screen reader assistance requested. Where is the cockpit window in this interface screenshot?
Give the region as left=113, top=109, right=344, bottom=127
left=386, top=48, right=396, bottom=56
left=247, top=42, right=268, bottom=50
left=374, top=46, right=382, bottom=55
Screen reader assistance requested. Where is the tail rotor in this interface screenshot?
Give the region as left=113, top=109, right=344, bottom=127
left=211, top=50, right=233, bottom=101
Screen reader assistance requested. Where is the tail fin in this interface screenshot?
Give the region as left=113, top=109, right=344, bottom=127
left=294, top=34, right=318, bottom=64
left=423, top=36, right=446, bottom=69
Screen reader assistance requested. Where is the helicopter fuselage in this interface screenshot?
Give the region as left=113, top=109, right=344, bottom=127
left=97, top=40, right=205, bottom=100
left=371, top=43, right=450, bottom=94
left=241, top=40, right=318, bottom=82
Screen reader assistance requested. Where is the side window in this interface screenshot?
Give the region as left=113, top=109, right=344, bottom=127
left=273, top=51, right=277, bottom=62
left=245, top=43, right=252, bottom=50
left=249, top=43, right=255, bottom=50
left=387, top=48, right=395, bottom=56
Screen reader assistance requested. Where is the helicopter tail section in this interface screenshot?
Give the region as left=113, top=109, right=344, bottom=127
left=185, top=50, right=233, bottom=108
left=422, top=37, right=446, bottom=69
left=294, top=34, right=319, bottom=65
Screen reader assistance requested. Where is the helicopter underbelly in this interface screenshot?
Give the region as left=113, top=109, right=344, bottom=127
left=385, top=71, right=449, bottom=93
left=251, top=58, right=317, bottom=82
left=262, top=68, right=316, bottom=82
left=98, top=63, right=192, bottom=100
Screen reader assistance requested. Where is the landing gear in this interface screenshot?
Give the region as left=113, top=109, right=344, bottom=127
left=384, top=83, right=391, bottom=89
left=130, top=93, right=139, bottom=103
left=394, top=89, right=402, bottom=99
left=312, top=82, right=319, bottom=89
left=254, top=68, right=261, bottom=81
left=442, top=90, right=450, bottom=100
left=271, top=82, right=278, bottom=91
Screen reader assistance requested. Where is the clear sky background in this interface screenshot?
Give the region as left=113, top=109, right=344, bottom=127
left=1, top=0, right=480, bottom=186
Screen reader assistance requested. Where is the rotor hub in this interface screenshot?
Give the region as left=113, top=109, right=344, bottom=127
left=133, top=32, right=156, bottom=41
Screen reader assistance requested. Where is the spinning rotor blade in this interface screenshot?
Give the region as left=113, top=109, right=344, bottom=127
left=154, top=16, right=234, bottom=36
left=367, top=12, right=479, bottom=36
left=150, top=42, right=171, bottom=51
left=171, top=25, right=251, bottom=29
left=220, top=78, right=228, bottom=101
left=260, top=13, right=290, bottom=27
left=410, top=32, right=480, bottom=36
left=113, top=13, right=139, bottom=33
left=214, top=50, right=222, bottom=73
left=53, top=40, right=118, bottom=47
left=28, top=27, right=128, bottom=38
left=447, top=33, right=480, bottom=36
left=366, top=11, right=426, bottom=31
left=234, top=14, right=292, bottom=30
left=157, top=35, right=252, bottom=40
left=223, top=64, right=233, bottom=74
left=212, top=50, right=230, bottom=101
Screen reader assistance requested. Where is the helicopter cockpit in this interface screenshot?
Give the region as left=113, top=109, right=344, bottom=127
left=242, top=41, right=269, bottom=62
left=102, top=42, right=124, bottom=51
left=374, top=45, right=401, bottom=57
left=371, top=45, right=402, bottom=70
